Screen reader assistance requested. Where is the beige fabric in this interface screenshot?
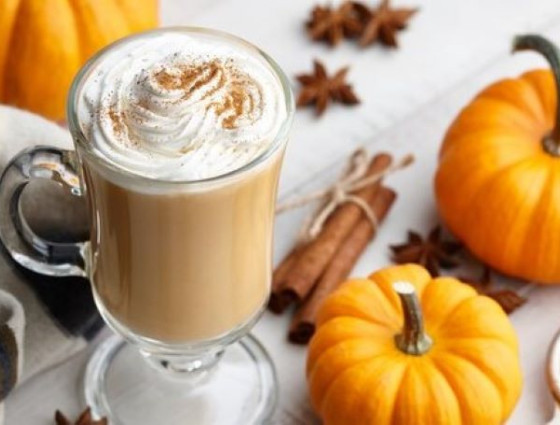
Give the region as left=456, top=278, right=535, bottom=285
left=0, top=106, right=86, bottom=425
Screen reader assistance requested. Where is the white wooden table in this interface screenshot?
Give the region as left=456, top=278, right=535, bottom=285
left=8, top=0, right=560, bottom=423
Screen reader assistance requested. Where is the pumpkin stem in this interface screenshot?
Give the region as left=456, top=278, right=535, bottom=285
left=513, top=34, right=560, bottom=154
left=393, top=281, right=432, bottom=356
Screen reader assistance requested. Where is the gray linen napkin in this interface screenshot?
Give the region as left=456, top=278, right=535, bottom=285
left=0, top=106, right=103, bottom=423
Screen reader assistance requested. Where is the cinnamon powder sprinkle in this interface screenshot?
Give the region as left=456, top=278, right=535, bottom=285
left=107, top=109, right=125, bottom=135
left=219, top=85, right=246, bottom=129
left=154, top=60, right=253, bottom=130
left=104, top=61, right=258, bottom=137
left=154, top=69, right=179, bottom=89
left=154, top=61, right=222, bottom=96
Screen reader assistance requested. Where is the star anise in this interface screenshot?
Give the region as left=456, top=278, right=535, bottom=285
left=55, top=408, right=108, bottom=425
left=354, top=0, right=418, bottom=48
left=460, top=266, right=527, bottom=314
left=296, top=60, right=360, bottom=116
left=306, top=2, right=363, bottom=46
left=390, top=226, right=462, bottom=277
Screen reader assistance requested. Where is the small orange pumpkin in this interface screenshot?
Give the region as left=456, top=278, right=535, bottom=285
left=307, top=264, right=522, bottom=425
left=435, top=34, right=560, bottom=283
left=0, top=0, right=158, bottom=120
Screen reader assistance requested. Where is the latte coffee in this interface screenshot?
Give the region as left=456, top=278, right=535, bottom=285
left=77, top=30, right=288, bottom=342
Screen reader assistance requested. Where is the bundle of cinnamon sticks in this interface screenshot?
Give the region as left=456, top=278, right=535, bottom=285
left=270, top=152, right=401, bottom=344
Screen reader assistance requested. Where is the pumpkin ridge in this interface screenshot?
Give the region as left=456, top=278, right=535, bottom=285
left=460, top=156, right=548, bottom=262
left=431, top=353, right=504, bottom=424
left=478, top=95, right=543, bottom=127
left=389, top=357, right=461, bottom=425
left=427, top=296, right=494, bottom=351
left=436, top=133, right=539, bottom=238
left=309, top=334, right=394, bottom=374
left=441, top=128, right=540, bottom=161
left=442, top=97, right=544, bottom=150
left=389, top=361, right=412, bottom=425
left=441, top=126, right=536, bottom=161
left=431, top=292, right=482, bottom=330
left=345, top=356, right=404, bottom=425
left=4, top=0, right=81, bottom=118
left=420, top=279, right=479, bottom=337
left=319, top=297, right=401, bottom=329
left=368, top=264, right=432, bottom=314
left=514, top=35, right=560, bottom=147
left=437, top=296, right=518, bottom=350
left=433, top=350, right=515, bottom=422
left=0, top=0, right=22, bottom=99
left=522, top=70, right=556, bottom=130
left=363, top=357, right=410, bottom=424
left=318, top=281, right=403, bottom=329
left=436, top=340, right=522, bottom=419
left=320, top=355, right=407, bottom=424
left=478, top=77, right=549, bottom=125
left=440, top=125, right=540, bottom=172
left=68, top=0, right=132, bottom=62
left=517, top=158, right=560, bottom=280
left=442, top=127, right=538, bottom=151
left=307, top=317, right=395, bottom=370
left=371, top=280, right=403, bottom=314
left=310, top=338, right=395, bottom=399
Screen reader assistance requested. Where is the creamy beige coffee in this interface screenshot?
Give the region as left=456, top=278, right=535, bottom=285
left=78, top=31, right=288, bottom=342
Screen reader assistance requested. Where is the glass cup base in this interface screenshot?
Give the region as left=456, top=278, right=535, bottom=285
left=84, top=334, right=278, bottom=425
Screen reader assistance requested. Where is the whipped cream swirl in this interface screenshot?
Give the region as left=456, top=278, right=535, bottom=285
left=79, top=32, right=287, bottom=180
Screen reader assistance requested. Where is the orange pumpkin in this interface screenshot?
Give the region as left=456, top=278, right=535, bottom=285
left=307, top=264, right=522, bottom=425
left=0, top=0, right=158, bottom=120
left=435, top=34, right=560, bottom=283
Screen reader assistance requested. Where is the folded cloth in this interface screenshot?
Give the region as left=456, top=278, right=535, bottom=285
left=0, top=106, right=103, bottom=423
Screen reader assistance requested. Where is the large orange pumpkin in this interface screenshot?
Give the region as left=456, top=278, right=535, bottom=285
left=0, top=0, right=158, bottom=120
left=435, top=34, right=560, bottom=283
left=307, top=264, right=522, bottom=425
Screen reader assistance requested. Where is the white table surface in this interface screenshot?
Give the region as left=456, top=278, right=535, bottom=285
left=8, top=0, right=560, bottom=423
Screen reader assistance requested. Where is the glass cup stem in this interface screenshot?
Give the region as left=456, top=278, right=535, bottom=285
left=140, top=347, right=225, bottom=380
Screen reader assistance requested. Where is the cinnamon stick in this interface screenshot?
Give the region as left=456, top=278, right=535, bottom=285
left=272, top=153, right=393, bottom=312
left=288, top=186, right=397, bottom=344
left=269, top=246, right=302, bottom=313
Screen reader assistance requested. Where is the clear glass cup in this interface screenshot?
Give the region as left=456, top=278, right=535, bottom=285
left=0, top=27, right=294, bottom=425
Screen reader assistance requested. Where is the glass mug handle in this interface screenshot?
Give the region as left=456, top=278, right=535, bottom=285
left=0, top=146, right=87, bottom=277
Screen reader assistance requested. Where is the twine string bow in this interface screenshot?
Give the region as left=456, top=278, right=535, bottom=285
left=276, top=148, right=414, bottom=243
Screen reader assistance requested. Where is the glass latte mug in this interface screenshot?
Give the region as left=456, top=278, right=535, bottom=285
left=0, top=28, right=294, bottom=425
